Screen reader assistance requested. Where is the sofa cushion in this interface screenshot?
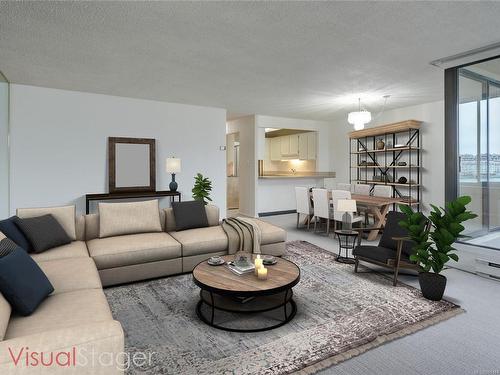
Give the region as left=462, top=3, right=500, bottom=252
left=85, top=211, right=166, bottom=241
left=75, top=215, right=86, bottom=241
left=87, top=232, right=181, bottom=269
left=30, top=241, right=89, bottom=263
left=15, top=214, right=72, bottom=253
left=0, top=237, right=54, bottom=316
left=0, top=293, right=11, bottom=340
left=38, top=258, right=102, bottom=295
left=17, top=205, right=76, bottom=241
left=172, top=200, right=209, bottom=231
left=164, top=204, right=219, bottom=232
left=253, top=219, right=287, bottom=244
left=5, top=289, right=112, bottom=339
left=99, top=200, right=163, bottom=238
left=0, top=216, right=32, bottom=252
left=170, top=226, right=229, bottom=257
left=85, top=213, right=99, bottom=241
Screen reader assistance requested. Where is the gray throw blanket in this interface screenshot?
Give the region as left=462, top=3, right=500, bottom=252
left=221, top=217, right=262, bottom=255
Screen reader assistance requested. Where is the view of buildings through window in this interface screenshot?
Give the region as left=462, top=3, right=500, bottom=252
left=458, top=57, right=500, bottom=249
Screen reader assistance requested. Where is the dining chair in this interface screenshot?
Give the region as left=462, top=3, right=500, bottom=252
left=331, top=190, right=363, bottom=230
left=353, top=183, right=371, bottom=195
left=295, top=186, right=313, bottom=229
left=337, top=183, right=353, bottom=192
left=312, top=188, right=334, bottom=234
left=373, top=185, right=393, bottom=197
left=353, top=184, right=371, bottom=224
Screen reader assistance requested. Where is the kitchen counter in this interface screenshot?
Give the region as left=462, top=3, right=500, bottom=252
left=259, top=172, right=336, bottom=179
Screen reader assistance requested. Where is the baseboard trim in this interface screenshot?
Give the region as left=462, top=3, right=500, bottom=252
left=259, top=210, right=296, bottom=217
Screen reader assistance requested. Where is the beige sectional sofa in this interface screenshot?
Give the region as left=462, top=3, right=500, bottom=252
left=0, top=250, right=123, bottom=374
left=0, top=203, right=286, bottom=374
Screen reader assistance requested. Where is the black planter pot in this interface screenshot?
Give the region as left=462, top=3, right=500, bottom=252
left=419, top=272, right=447, bottom=301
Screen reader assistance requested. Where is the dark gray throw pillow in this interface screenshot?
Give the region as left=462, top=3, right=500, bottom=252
left=14, top=214, right=72, bottom=253
left=0, top=236, right=18, bottom=257
left=0, top=216, right=32, bottom=252
left=172, top=200, right=209, bottom=231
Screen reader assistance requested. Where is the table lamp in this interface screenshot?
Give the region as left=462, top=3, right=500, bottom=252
left=337, top=199, right=357, bottom=230
left=166, top=157, right=181, bottom=192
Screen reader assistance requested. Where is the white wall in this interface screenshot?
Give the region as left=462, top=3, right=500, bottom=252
left=256, top=115, right=333, bottom=214
left=331, top=101, right=445, bottom=213
left=0, top=81, right=9, bottom=218
left=9, top=85, right=227, bottom=216
left=226, top=116, right=257, bottom=217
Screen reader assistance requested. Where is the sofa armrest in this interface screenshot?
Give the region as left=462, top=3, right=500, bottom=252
left=0, top=320, right=124, bottom=374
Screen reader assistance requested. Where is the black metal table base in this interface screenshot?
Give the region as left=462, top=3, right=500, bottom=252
left=196, top=289, right=297, bottom=332
left=335, top=230, right=358, bottom=265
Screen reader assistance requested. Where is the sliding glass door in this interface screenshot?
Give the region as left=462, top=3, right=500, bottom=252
left=457, top=58, right=500, bottom=249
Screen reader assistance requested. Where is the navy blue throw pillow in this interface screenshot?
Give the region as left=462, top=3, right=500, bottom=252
left=0, top=216, right=32, bottom=252
left=0, top=238, right=54, bottom=316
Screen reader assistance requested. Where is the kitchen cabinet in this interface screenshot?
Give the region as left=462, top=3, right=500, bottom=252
left=307, top=132, right=316, bottom=160
left=298, top=133, right=308, bottom=159
left=289, top=135, right=299, bottom=156
left=280, top=135, right=290, bottom=156
left=280, top=135, right=299, bottom=157
left=267, top=131, right=316, bottom=161
left=270, top=137, right=281, bottom=161
left=264, top=138, right=271, bottom=161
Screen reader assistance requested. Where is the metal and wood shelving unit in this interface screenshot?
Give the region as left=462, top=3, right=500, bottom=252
left=349, top=120, right=422, bottom=211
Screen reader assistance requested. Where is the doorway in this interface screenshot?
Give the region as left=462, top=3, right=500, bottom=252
left=226, top=132, right=240, bottom=217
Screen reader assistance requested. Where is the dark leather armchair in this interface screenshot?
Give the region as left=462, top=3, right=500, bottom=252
left=353, top=211, right=422, bottom=286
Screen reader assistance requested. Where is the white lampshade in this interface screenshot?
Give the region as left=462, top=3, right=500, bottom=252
left=166, top=157, right=181, bottom=174
left=337, top=199, right=357, bottom=213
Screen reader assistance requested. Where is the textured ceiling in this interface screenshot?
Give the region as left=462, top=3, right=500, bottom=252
left=1, top=1, right=500, bottom=121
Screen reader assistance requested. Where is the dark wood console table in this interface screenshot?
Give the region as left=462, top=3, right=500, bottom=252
left=85, top=190, right=181, bottom=214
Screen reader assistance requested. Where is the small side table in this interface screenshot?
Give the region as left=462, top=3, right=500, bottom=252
left=334, top=230, right=359, bottom=264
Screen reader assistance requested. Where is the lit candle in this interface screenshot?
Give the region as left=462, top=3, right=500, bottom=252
left=255, top=254, right=263, bottom=275
left=255, top=254, right=263, bottom=269
left=257, top=267, right=268, bottom=280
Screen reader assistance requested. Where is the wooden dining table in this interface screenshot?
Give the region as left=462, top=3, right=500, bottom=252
left=308, top=191, right=406, bottom=241
left=350, top=194, right=406, bottom=241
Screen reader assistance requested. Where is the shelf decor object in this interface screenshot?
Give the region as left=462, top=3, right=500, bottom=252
left=348, top=120, right=422, bottom=211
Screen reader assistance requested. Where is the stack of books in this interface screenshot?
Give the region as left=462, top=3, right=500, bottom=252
left=227, top=260, right=255, bottom=276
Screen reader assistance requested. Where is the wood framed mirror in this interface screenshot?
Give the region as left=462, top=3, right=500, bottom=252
left=108, top=137, right=156, bottom=193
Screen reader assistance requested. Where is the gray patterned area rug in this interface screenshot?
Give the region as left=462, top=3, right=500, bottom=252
left=104, top=241, right=463, bottom=375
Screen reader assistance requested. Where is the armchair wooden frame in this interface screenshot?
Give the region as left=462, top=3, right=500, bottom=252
left=353, top=224, right=429, bottom=286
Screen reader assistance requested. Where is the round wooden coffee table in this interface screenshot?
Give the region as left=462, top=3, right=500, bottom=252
left=192, top=254, right=300, bottom=332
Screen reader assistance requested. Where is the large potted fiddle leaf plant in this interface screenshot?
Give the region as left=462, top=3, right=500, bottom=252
left=399, top=196, right=477, bottom=301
